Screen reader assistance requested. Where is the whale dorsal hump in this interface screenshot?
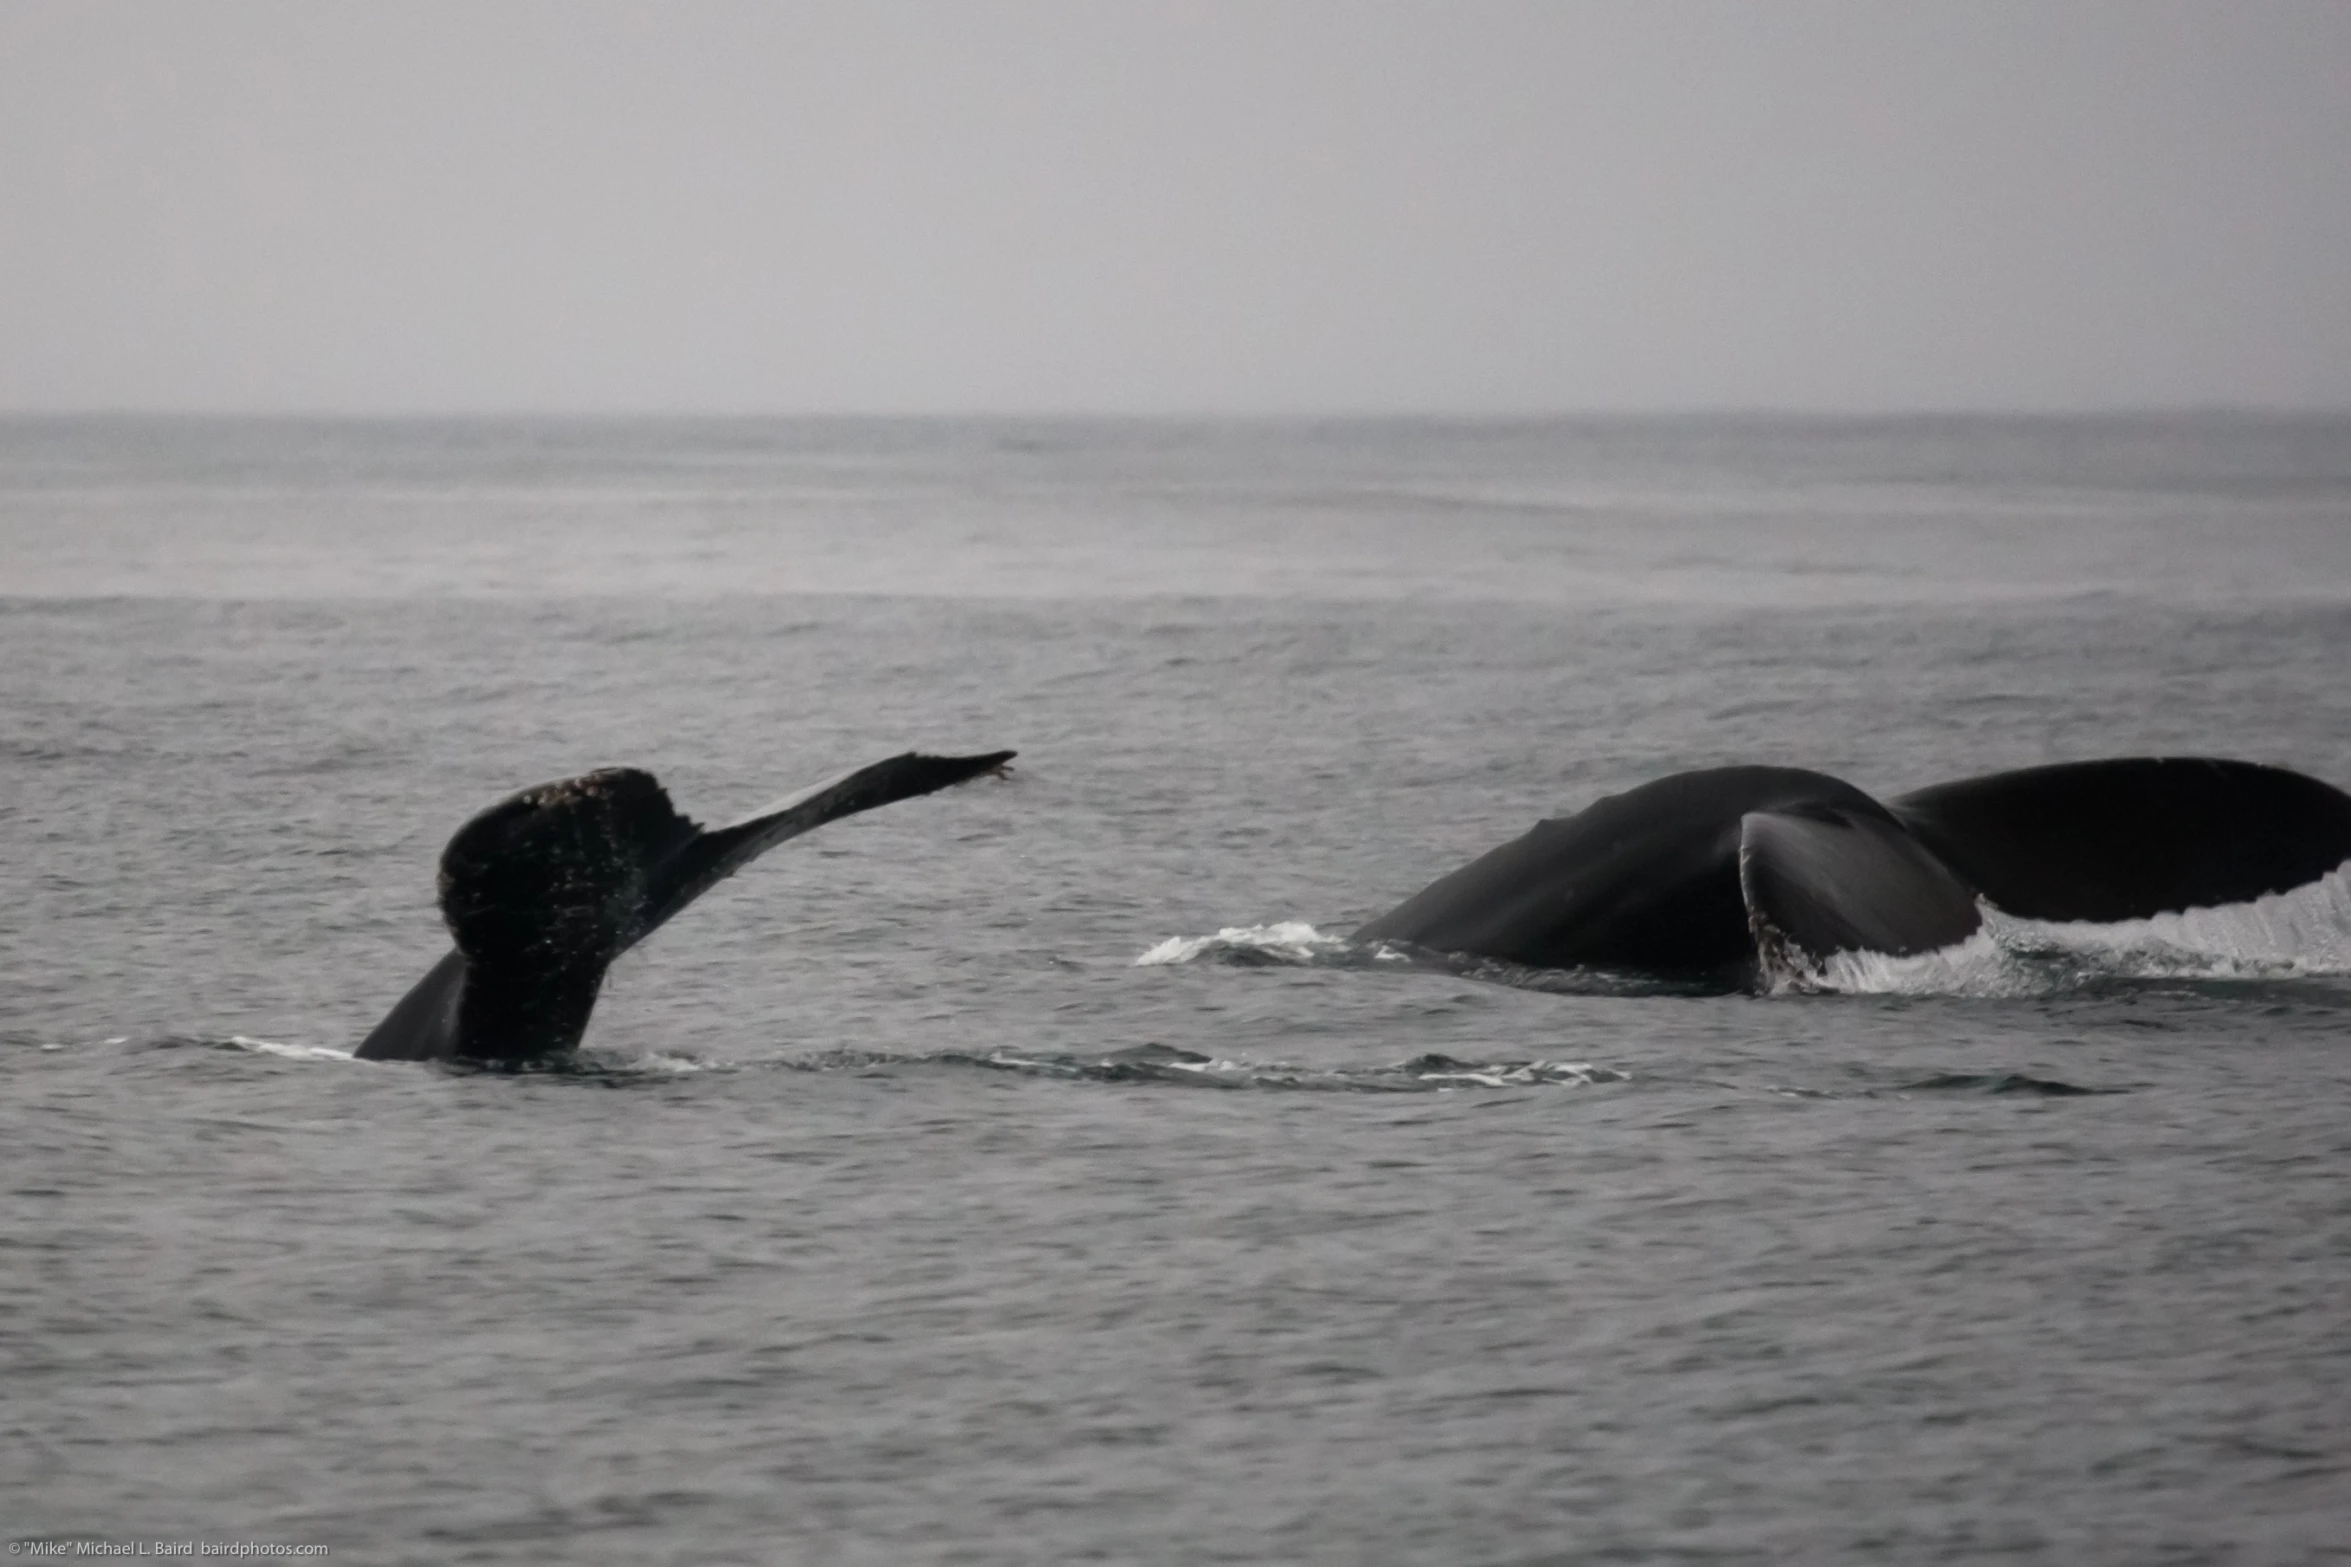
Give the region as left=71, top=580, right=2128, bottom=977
left=1352, top=766, right=1882, bottom=975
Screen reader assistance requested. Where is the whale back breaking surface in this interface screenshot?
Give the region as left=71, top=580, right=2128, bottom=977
left=1889, top=758, right=2351, bottom=924
left=1352, top=767, right=1890, bottom=976
left=356, top=750, right=1014, bottom=1064
left=1355, top=756, right=2351, bottom=982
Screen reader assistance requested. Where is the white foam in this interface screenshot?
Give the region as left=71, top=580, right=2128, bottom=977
left=1133, top=920, right=1350, bottom=966
left=566, top=1043, right=725, bottom=1075
left=1783, top=864, right=2351, bottom=996
left=2046, top=862, right=2351, bottom=975
left=1408, top=1060, right=1626, bottom=1088
left=225, top=1035, right=357, bottom=1062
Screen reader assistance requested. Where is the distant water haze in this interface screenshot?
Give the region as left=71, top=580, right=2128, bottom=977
left=3, top=2, right=2348, bottom=414
left=2, top=415, right=2345, bottom=603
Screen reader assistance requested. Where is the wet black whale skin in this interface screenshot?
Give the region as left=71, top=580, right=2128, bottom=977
left=357, top=750, right=1014, bottom=1064
left=1353, top=758, right=2351, bottom=981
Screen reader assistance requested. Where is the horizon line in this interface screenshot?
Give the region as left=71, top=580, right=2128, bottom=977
left=5, top=402, right=2349, bottom=423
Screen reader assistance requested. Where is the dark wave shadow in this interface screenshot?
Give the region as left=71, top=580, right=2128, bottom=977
left=1891, top=1071, right=2123, bottom=1097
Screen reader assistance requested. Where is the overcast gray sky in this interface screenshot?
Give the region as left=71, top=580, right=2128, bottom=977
left=3, top=1, right=2347, bottom=414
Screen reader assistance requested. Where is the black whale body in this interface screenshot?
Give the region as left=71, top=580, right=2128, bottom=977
left=1352, top=758, right=2351, bottom=984
left=357, top=750, right=1013, bottom=1064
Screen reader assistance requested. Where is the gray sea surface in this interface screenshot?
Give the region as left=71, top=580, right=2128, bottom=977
left=4, top=416, right=2350, bottom=1564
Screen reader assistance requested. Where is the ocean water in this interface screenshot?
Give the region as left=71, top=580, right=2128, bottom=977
left=4, top=415, right=2349, bottom=1564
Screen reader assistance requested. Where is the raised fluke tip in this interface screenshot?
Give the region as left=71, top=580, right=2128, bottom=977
left=909, top=748, right=1017, bottom=785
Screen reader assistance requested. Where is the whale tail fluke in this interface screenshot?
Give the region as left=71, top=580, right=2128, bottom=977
left=355, top=749, right=1016, bottom=1064
left=1890, top=758, right=2351, bottom=924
